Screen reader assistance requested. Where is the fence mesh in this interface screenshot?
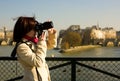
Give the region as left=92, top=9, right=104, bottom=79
left=0, top=57, right=120, bottom=81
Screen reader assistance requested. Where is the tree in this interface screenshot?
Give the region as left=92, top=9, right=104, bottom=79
left=61, top=31, right=82, bottom=49
left=61, top=42, right=69, bottom=49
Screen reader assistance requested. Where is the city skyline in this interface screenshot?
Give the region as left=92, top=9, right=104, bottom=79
left=0, top=0, right=120, bottom=32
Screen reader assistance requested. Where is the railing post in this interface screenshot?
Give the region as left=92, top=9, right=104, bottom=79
left=71, top=59, right=76, bottom=81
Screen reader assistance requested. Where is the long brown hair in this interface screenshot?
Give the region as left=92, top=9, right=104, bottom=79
left=13, top=16, right=36, bottom=42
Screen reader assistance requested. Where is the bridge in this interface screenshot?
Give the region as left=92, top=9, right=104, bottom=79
left=0, top=57, right=120, bottom=81
left=91, top=38, right=120, bottom=47
left=0, top=39, right=13, bottom=45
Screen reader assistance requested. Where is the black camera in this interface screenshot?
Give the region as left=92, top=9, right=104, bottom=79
left=35, top=21, right=53, bottom=36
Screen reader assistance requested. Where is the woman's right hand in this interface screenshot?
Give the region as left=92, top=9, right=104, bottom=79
left=39, top=31, right=46, bottom=41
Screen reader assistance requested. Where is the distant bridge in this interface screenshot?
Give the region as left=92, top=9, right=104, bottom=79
left=91, top=39, right=120, bottom=47
left=0, top=39, right=13, bottom=45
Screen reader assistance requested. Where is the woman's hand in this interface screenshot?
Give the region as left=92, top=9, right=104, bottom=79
left=48, top=28, right=56, bottom=34
left=39, top=31, right=46, bottom=41
left=39, top=28, right=56, bottom=41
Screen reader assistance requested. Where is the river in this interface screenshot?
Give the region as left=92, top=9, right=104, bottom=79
left=0, top=46, right=120, bottom=57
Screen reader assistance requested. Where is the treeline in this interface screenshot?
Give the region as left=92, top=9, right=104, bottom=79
left=60, top=31, right=82, bottom=49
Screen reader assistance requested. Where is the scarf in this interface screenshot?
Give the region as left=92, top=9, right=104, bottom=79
left=23, top=35, right=38, bottom=44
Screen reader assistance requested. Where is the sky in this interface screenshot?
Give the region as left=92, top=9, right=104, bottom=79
left=0, top=0, right=120, bottom=32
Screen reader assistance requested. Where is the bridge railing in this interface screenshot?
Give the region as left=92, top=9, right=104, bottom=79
left=0, top=57, right=120, bottom=81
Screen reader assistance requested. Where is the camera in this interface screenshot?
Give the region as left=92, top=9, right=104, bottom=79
left=35, top=21, right=53, bottom=36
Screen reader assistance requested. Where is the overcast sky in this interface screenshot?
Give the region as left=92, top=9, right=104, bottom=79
left=0, top=0, right=120, bottom=32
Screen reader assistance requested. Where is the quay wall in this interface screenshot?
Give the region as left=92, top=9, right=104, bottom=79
left=60, top=45, right=101, bottom=53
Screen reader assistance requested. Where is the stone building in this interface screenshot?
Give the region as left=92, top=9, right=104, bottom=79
left=57, top=24, right=119, bottom=48
left=83, top=26, right=117, bottom=46
left=102, top=27, right=116, bottom=39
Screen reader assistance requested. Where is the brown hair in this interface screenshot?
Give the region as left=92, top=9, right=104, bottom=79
left=13, top=16, right=36, bottom=42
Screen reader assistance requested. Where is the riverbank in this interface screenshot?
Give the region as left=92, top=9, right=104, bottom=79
left=59, top=45, right=101, bottom=53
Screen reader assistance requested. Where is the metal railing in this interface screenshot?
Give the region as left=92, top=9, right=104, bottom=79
left=0, top=57, right=120, bottom=81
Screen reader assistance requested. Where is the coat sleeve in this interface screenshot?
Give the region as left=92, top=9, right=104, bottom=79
left=46, top=31, right=57, bottom=49
left=17, top=41, right=47, bottom=67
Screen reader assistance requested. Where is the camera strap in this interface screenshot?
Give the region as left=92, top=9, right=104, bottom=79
left=11, top=42, right=19, bottom=58
left=10, top=41, right=33, bottom=58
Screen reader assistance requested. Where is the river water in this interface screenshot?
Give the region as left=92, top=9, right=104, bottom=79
left=0, top=46, right=120, bottom=57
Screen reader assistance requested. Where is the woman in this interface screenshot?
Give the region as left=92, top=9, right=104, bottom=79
left=13, top=16, right=57, bottom=81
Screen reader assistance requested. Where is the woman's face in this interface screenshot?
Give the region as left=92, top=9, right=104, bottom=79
left=26, top=29, right=36, bottom=38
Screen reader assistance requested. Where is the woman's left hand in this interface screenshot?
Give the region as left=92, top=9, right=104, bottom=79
left=48, top=28, right=56, bottom=34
